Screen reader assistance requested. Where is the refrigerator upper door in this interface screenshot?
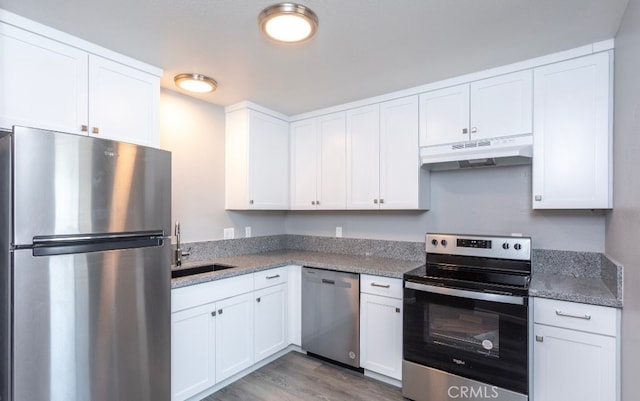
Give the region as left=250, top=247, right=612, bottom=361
left=12, top=126, right=171, bottom=245
left=12, top=244, right=171, bottom=401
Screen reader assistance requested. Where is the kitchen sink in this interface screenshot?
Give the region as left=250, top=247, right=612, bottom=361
left=171, top=263, right=237, bottom=279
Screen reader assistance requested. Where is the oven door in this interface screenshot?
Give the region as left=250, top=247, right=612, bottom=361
left=403, top=281, right=528, bottom=395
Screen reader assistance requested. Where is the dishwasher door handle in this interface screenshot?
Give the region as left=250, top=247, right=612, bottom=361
left=321, top=279, right=335, bottom=285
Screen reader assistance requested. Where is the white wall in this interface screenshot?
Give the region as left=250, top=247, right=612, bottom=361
left=607, top=1, right=640, bottom=399
left=285, top=165, right=606, bottom=251
left=160, top=89, right=286, bottom=243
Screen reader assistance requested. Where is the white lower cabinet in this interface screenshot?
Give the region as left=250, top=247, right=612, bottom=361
left=533, top=298, right=620, bottom=401
left=215, top=292, right=255, bottom=382
left=254, top=283, right=288, bottom=362
left=359, top=275, right=403, bottom=381
left=171, top=302, right=217, bottom=401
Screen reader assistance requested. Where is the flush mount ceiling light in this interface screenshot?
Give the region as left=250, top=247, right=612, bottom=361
left=258, top=3, right=318, bottom=43
left=174, top=73, right=218, bottom=93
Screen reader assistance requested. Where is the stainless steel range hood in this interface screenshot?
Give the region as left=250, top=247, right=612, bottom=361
left=420, top=134, right=533, bottom=171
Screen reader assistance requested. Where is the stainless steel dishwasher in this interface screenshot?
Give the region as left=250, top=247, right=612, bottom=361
left=301, top=266, right=360, bottom=368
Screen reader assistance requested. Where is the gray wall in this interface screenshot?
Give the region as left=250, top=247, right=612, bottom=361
left=285, top=165, right=606, bottom=251
left=160, top=89, right=286, bottom=243
left=607, top=1, right=640, bottom=400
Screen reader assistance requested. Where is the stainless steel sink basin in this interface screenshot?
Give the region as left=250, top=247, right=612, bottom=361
left=171, top=263, right=237, bottom=279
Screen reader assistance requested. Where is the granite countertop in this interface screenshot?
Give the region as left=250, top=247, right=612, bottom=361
left=529, top=273, right=622, bottom=308
left=171, top=250, right=424, bottom=289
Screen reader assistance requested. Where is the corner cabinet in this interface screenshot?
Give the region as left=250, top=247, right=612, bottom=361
left=346, top=96, right=429, bottom=210
left=532, top=52, right=612, bottom=209
left=290, top=112, right=346, bottom=210
left=533, top=298, right=620, bottom=401
left=360, top=275, right=403, bottom=383
left=225, top=104, right=289, bottom=210
left=0, top=18, right=161, bottom=147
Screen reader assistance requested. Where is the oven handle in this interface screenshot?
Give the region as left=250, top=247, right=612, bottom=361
left=405, top=281, right=525, bottom=305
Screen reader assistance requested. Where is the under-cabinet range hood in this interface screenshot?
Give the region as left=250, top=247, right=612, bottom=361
left=420, top=134, right=533, bottom=171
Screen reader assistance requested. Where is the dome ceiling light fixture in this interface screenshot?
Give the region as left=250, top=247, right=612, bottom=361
left=174, top=73, right=218, bottom=93
left=258, top=3, right=319, bottom=43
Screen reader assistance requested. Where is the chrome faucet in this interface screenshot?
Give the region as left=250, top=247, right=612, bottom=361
left=175, top=220, right=190, bottom=266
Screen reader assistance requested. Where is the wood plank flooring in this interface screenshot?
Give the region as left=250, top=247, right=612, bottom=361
left=203, top=352, right=408, bottom=401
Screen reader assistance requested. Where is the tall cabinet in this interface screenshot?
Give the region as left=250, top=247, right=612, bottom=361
left=532, top=52, right=612, bottom=209
left=0, top=15, right=161, bottom=147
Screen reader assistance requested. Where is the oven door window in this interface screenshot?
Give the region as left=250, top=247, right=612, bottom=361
left=404, top=287, right=528, bottom=395
left=429, top=304, right=500, bottom=357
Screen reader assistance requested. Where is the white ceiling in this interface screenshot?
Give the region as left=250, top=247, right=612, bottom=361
left=0, top=0, right=629, bottom=115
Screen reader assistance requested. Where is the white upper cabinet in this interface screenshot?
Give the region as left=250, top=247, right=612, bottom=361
left=0, top=23, right=88, bottom=134
left=226, top=105, right=289, bottom=210
left=290, top=112, right=346, bottom=210
left=419, top=70, right=532, bottom=146
left=88, top=55, right=160, bottom=147
left=0, top=19, right=161, bottom=147
left=532, top=52, right=612, bottom=209
left=347, top=96, right=428, bottom=210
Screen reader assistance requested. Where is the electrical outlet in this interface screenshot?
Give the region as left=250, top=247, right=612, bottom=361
left=245, top=226, right=252, bottom=238
left=336, top=226, right=343, bottom=238
left=223, top=227, right=235, bottom=239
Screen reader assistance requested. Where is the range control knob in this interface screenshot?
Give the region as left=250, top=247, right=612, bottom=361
left=431, top=239, right=438, bottom=246
left=441, top=239, right=448, bottom=247
left=514, top=243, right=522, bottom=251
left=502, top=242, right=510, bottom=250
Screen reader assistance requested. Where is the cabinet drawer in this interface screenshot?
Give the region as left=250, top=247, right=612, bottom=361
left=534, top=297, right=617, bottom=336
left=254, top=266, right=288, bottom=290
left=360, top=274, right=403, bottom=299
left=172, top=274, right=253, bottom=313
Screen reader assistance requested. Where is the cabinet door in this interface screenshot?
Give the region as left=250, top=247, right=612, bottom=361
left=533, top=324, right=616, bottom=401
left=470, top=70, right=532, bottom=141
left=290, top=118, right=318, bottom=209
left=247, top=111, right=289, bottom=209
left=419, top=84, right=470, bottom=146
left=215, top=292, right=254, bottom=382
left=360, top=293, right=403, bottom=380
left=379, top=96, right=423, bottom=209
left=346, top=104, right=380, bottom=209
left=532, top=52, right=611, bottom=209
left=317, top=112, right=347, bottom=209
left=0, top=23, right=88, bottom=133
left=171, top=303, right=216, bottom=401
left=254, top=284, right=289, bottom=362
left=88, top=55, right=160, bottom=147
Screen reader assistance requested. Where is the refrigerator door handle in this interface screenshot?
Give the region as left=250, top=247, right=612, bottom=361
left=32, top=236, right=165, bottom=257
left=32, top=230, right=165, bottom=245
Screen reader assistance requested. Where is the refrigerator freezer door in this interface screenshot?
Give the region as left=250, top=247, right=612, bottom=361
left=12, top=244, right=170, bottom=401
left=12, top=126, right=171, bottom=245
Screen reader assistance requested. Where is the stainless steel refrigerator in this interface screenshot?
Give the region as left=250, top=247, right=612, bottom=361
left=0, top=126, right=172, bottom=401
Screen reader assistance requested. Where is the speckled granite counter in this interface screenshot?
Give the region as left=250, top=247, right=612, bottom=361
left=171, top=250, right=424, bottom=289
left=529, top=250, right=623, bottom=308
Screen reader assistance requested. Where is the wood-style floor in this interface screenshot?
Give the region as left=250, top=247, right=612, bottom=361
left=203, top=352, right=408, bottom=401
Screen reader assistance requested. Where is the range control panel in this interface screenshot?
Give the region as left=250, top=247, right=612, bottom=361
left=426, top=233, right=531, bottom=261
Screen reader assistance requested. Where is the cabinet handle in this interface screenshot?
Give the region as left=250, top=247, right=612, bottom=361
left=462, top=128, right=468, bottom=134
left=81, top=125, right=88, bottom=132
left=311, top=201, right=316, bottom=205
left=218, top=309, right=223, bottom=315
left=379, top=199, right=384, bottom=204
left=256, top=297, right=261, bottom=303
left=316, top=200, right=320, bottom=205
left=535, top=335, right=543, bottom=342
left=371, top=283, right=390, bottom=288
left=555, top=310, right=591, bottom=320
left=535, top=195, right=542, bottom=201
left=395, top=307, right=401, bottom=313
left=92, top=127, right=100, bottom=134
left=471, top=127, right=477, bottom=134
left=373, top=199, right=378, bottom=204
left=249, top=200, right=254, bottom=205
left=211, top=311, right=216, bottom=317
left=266, top=274, right=280, bottom=279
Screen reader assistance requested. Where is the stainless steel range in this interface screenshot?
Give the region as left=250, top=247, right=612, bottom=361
left=402, top=233, right=532, bottom=401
